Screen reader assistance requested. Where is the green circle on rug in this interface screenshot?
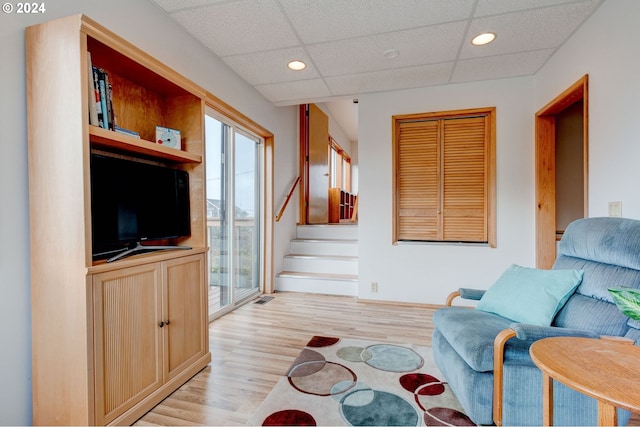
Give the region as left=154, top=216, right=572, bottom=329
left=340, top=389, right=419, bottom=426
left=365, top=344, right=424, bottom=372
left=337, top=346, right=373, bottom=362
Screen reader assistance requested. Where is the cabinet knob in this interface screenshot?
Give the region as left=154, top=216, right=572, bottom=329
left=165, top=320, right=171, bottom=325
left=159, top=321, right=165, bottom=328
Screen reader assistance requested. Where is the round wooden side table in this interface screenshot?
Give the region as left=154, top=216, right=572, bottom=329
left=530, top=336, right=640, bottom=426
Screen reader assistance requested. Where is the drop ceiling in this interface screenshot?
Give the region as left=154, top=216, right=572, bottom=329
left=150, top=0, right=603, bottom=140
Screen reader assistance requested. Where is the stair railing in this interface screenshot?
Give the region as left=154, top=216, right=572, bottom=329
left=276, top=176, right=300, bottom=222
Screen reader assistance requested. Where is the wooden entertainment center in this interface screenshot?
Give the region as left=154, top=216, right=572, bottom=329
left=26, top=15, right=211, bottom=425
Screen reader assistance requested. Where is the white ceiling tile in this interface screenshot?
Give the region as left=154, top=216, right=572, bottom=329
left=255, top=79, right=333, bottom=104
left=222, top=48, right=319, bottom=85
left=461, top=1, right=602, bottom=58
left=149, top=0, right=605, bottom=113
left=170, top=0, right=299, bottom=56
left=326, top=62, right=454, bottom=96
left=308, top=22, right=466, bottom=76
left=451, top=49, right=554, bottom=83
left=278, top=0, right=474, bottom=44
left=474, top=0, right=599, bottom=17
left=151, top=0, right=230, bottom=13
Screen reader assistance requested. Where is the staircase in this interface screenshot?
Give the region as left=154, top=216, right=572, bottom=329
left=275, top=224, right=358, bottom=296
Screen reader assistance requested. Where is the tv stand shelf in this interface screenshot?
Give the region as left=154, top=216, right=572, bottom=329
left=88, top=246, right=206, bottom=273
left=26, top=14, right=210, bottom=426
left=90, top=126, right=202, bottom=163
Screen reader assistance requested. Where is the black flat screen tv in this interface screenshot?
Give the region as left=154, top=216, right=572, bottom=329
left=90, top=153, right=191, bottom=262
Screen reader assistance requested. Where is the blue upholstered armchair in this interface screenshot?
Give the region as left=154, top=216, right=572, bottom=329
left=432, top=217, right=640, bottom=426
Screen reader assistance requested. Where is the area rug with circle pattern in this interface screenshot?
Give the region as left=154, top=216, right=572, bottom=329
left=247, top=336, right=475, bottom=426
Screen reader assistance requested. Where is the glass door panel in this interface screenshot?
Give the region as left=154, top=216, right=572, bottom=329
left=206, top=112, right=263, bottom=319
left=234, top=131, right=261, bottom=303
left=205, top=115, right=230, bottom=314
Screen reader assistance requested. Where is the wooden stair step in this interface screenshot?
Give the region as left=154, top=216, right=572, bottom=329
left=276, top=271, right=358, bottom=281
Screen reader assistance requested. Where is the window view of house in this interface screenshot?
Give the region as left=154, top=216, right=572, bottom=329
left=205, top=113, right=263, bottom=317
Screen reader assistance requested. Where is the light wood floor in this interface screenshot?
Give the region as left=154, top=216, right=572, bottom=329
left=134, top=292, right=436, bottom=426
left=135, top=291, right=640, bottom=426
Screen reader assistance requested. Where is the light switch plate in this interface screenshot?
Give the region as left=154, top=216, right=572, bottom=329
left=608, top=201, right=622, bottom=217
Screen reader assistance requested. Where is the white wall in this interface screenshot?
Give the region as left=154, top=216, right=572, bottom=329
left=0, top=1, right=296, bottom=424
left=316, top=102, right=353, bottom=162
left=356, top=0, right=640, bottom=305
left=358, top=77, right=535, bottom=304
left=350, top=141, right=359, bottom=194
left=534, top=0, right=640, bottom=219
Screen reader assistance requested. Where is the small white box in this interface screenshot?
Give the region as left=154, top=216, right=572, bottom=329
left=155, top=126, right=181, bottom=149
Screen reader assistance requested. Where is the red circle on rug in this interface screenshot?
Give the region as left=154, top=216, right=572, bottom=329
left=263, top=409, right=316, bottom=426
left=307, top=336, right=340, bottom=347
left=400, top=373, right=445, bottom=395
left=424, top=407, right=475, bottom=426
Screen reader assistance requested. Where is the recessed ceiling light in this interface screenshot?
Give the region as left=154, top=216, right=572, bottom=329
left=384, top=49, right=400, bottom=59
left=471, top=32, right=496, bottom=46
left=287, top=60, right=306, bottom=71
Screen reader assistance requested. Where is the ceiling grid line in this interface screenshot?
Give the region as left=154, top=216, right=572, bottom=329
left=149, top=0, right=605, bottom=140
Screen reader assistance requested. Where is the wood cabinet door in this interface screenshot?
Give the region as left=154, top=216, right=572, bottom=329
left=93, top=263, right=164, bottom=425
left=163, top=254, right=207, bottom=380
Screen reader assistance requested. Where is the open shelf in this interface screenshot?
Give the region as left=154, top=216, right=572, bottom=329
left=90, top=125, right=202, bottom=163
left=87, top=34, right=204, bottom=158
left=329, top=188, right=357, bottom=223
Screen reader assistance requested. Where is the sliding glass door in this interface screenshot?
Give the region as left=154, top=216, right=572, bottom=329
left=206, top=110, right=263, bottom=319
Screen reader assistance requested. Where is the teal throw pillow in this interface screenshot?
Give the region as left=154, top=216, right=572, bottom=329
left=476, top=264, right=583, bottom=326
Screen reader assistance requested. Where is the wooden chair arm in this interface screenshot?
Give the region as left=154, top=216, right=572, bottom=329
left=445, top=291, right=461, bottom=306
left=493, top=328, right=517, bottom=426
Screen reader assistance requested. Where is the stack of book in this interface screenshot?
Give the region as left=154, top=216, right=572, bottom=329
left=87, top=52, right=139, bottom=138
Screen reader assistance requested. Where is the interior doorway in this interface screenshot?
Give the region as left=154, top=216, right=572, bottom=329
left=535, top=75, right=589, bottom=268
left=299, top=103, right=357, bottom=225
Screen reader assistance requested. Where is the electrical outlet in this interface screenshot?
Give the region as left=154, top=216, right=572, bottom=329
left=371, top=282, right=378, bottom=292
left=608, top=201, right=622, bottom=217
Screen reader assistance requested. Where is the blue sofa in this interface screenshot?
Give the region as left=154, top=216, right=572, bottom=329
left=433, top=217, right=640, bottom=426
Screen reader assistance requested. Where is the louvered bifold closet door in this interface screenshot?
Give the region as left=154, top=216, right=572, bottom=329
left=397, top=120, right=440, bottom=240
left=442, top=116, right=487, bottom=242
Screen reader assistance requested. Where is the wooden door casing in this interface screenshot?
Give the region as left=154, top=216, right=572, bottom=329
left=535, top=75, right=588, bottom=268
